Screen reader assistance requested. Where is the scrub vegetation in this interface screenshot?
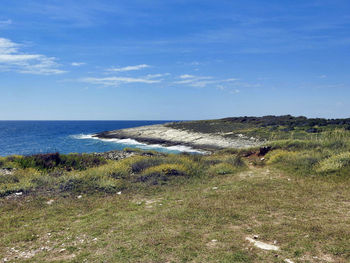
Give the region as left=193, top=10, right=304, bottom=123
left=1, top=116, right=350, bottom=262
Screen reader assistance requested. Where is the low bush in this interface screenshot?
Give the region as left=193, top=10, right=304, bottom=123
left=130, top=156, right=164, bottom=173
left=12, top=153, right=106, bottom=171
left=0, top=168, right=40, bottom=197
left=266, top=150, right=321, bottom=176
left=137, top=163, right=188, bottom=184
left=316, top=152, right=350, bottom=173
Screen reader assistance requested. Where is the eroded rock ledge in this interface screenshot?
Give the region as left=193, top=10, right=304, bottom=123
left=93, top=124, right=262, bottom=151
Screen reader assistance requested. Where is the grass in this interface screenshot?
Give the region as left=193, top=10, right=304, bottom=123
left=1, top=127, right=350, bottom=262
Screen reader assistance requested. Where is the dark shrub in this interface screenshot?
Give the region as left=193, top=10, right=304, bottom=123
left=306, top=128, right=318, bottom=133
left=60, top=154, right=106, bottom=171
left=131, top=158, right=163, bottom=173
left=14, top=153, right=106, bottom=171
left=17, top=153, right=61, bottom=170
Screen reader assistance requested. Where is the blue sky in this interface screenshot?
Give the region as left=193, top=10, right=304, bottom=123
left=0, top=0, right=349, bottom=120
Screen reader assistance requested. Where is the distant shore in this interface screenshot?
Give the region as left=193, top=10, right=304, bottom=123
left=93, top=123, right=262, bottom=152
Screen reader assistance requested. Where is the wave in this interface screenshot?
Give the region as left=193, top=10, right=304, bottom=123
left=72, top=134, right=206, bottom=154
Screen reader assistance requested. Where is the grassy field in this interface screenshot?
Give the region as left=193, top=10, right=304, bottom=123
left=1, top=125, right=350, bottom=262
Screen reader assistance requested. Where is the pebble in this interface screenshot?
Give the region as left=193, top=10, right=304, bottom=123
left=117, top=191, right=122, bottom=195
left=77, top=195, right=82, bottom=199
left=212, top=187, right=218, bottom=190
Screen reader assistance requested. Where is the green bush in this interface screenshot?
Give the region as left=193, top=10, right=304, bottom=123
left=317, top=152, right=350, bottom=173
left=266, top=150, right=321, bottom=176
left=137, top=163, right=188, bottom=184
left=130, top=156, right=164, bottom=173
left=12, top=153, right=106, bottom=171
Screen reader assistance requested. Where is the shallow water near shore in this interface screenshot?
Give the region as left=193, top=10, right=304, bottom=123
left=0, top=121, right=201, bottom=156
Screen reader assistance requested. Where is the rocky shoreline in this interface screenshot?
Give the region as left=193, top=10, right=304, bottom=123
left=93, top=123, right=263, bottom=152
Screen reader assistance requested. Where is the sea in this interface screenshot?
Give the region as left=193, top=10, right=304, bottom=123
left=0, top=121, right=200, bottom=157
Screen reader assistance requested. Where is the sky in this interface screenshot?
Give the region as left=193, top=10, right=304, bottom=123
left=0, top=0, right=349, bottom=120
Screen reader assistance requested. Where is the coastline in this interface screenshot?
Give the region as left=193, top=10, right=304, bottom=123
left=93, top=123, right=263, bottom=152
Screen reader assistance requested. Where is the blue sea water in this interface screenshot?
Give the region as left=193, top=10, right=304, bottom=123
left=0, top=121, right=197, bottom=157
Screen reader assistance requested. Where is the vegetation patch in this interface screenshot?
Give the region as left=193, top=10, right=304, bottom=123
left=317, top=152, right=350, bottom=173
left=137, top=163, right=188, bottom=184
left=2, top=153, right=106, bottom=171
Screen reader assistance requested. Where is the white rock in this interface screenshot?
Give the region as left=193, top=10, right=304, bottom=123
left=117, top=191, right=122, bottom=195
left=15, top=192, right=23, bottom=196
left=245, top=237, right=280, bottom=251
left=77, top=195, right=82, bottom=199
left=46, top=199, right=54, bottom=205
left=211, top=239, right=217, bottom=242
left=212, top=187, right=218, bottom=190
left=284, top=259, right=295, bottom=263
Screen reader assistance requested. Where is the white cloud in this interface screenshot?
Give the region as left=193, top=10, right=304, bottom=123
left=108, top=64, right=150, bottom=72
left=0, top=38, right=65, bottom=75
left=230, top=89, right=240, bottom=94
left=81, top=76, right=161, bottom=86
left=71, top=62, right=86, bottom=66
left=174, top=74, right=236, bottom=88
left=0, top=19, right=12, bottom=27
left=179, top=74, right=197, bottom=79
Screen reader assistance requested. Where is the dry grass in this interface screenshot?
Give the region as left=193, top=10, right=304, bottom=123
left=1, top=164, right=349, bottom=262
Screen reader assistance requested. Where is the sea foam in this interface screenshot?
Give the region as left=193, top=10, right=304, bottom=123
left=73, top=134, right=205, bottom=154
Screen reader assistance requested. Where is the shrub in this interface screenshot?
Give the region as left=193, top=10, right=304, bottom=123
left=108, top=161, right=131, bottom=179
left=137, top=164, right=188, bottom=184
left=59, top=169, right=126, bottom=194
left=130, top=156, right=164, bottom=173
left=266, top=150, right=321, bottom=176
left=12, top=153, right=106, bottom=171
left=60, top=154, right=106, bottom=170
left=317, top=152, right=350, bottom=173
left=166, top=155, right=205, bottom=177
left=0, top=168, right=40, bottom=197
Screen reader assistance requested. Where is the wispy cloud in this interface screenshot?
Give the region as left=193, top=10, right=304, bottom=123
left=174, top=74, right=237, bottom=88
left=71, top=62, right=86, bottom=66
left=0, top=38, right=65, bottom=75
left=0, top=19, right=12, bottom=27
left=81, top=76, right=161, bottom=87
left=108, top=64, right=150, bottom=72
